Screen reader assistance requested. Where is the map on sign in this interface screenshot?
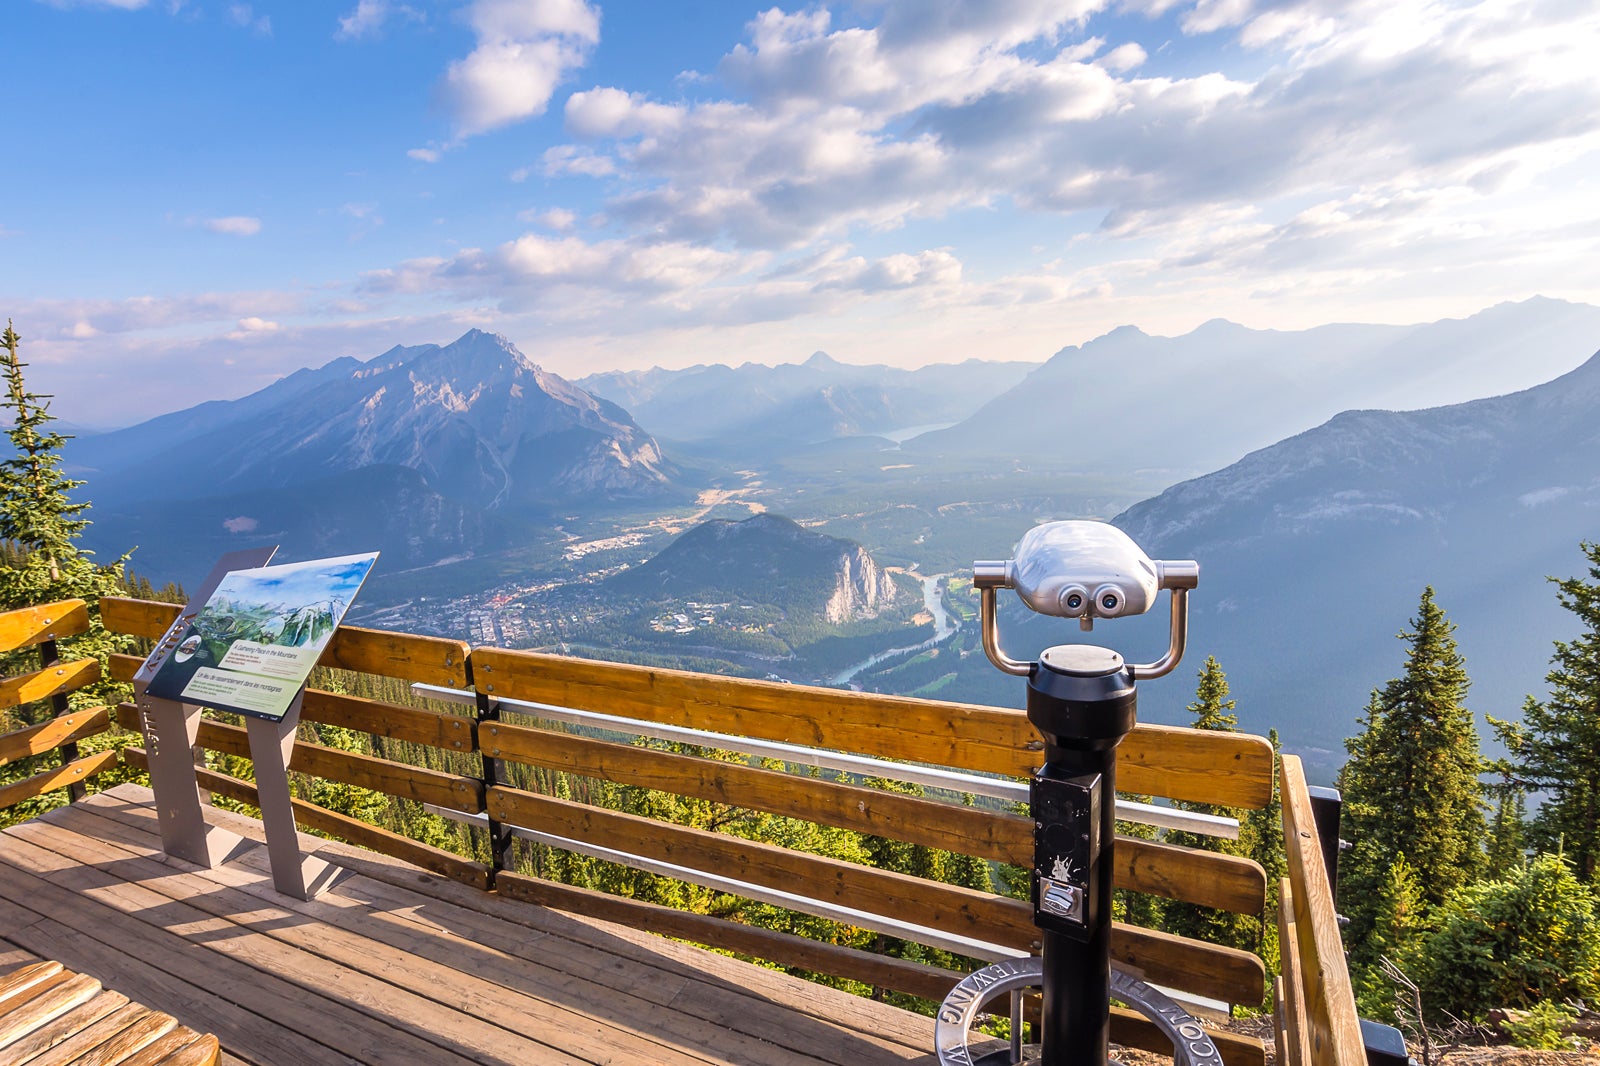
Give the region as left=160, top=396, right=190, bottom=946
left=145, top=552, right=379, bottom=721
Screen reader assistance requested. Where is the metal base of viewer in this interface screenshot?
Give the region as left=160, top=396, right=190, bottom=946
left=934, top=958, right=1221, bottom=1066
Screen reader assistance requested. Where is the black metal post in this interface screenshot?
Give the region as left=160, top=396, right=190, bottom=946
left=1027, top=646, right=1138, bottom=1066
left=40, top=637, right=87, bottom=803
left=468, top=675, right=514, bottom=884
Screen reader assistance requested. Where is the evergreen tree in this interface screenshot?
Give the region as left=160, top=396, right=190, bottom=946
left=0, top=323, right=139, bottom=823
left=1238, top=728, right=1286, bottom=997
left=1501, top=543, right=1600, bottom=882
left=0, top=323, right=131, bottom=704
left=1339, top=588, right=1486, bottom=957
left=1484, top=758, right=1527, bottom=880
left=1163, top=657, right=1256, bottom=951
left=1353, top=853, right=1426, bottom=1019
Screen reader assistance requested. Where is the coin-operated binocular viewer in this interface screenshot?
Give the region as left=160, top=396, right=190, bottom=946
left=935, top=521, right=1217, bottom=1066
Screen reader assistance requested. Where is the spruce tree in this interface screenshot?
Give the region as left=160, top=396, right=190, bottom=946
left=1163, top=657, right=1256, bottom=951
left=1339, top=588, right=1486, bottom=956
left=0, top=322, right=130, bottom=708
left=1502, top=542, right=1600, bottom=882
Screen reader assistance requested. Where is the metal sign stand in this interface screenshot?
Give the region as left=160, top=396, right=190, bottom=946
left=135, top=548, right=276, bottom=871
left=133, top=546, right=341, bottom=900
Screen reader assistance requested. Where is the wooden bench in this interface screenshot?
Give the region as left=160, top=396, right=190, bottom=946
left=0, top=959, right=220, bottom=1065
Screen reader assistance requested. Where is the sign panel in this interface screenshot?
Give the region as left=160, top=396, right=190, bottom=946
left=145, top=552, right=378, bottom=721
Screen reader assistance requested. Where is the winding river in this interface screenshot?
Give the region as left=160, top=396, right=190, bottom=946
left=831, top=572, right=958, bottom=685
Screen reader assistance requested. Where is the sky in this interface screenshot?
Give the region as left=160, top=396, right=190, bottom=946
left=6, top=0, right=1600, bottom=427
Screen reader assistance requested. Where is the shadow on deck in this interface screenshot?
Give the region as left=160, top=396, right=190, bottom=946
left=0, top=784, right=940, bottom=1066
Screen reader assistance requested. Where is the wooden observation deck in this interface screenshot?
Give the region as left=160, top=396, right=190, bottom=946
left=0, top=596, right=1366, bottom=1065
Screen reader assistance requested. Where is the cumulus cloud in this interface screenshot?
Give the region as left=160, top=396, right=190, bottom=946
left=205, top=216, right=262, bottom=237
left=443, top=0, right=601, bottom=138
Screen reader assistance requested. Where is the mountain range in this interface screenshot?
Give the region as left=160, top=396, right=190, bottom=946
left=68, top=330, right=679, bottom=576
left=579, top=352, right=1037, bottom=452
left=911, top=297, right=1600, bottom=482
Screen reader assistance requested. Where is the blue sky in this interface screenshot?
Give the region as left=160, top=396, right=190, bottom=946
left=7, top=0, right=1600, bottom=426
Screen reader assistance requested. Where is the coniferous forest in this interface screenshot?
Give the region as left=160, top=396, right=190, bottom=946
left=3, top=320, right=1600, bottom=1050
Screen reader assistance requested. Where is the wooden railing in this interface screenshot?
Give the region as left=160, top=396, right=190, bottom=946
left=0, top=599, right=120, bottom=811
left=1276, top=754, right=1365, bottom=1066
left=95, top=594, right=1365, bottom=1065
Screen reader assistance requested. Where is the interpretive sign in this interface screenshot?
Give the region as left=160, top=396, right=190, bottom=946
left=145, top=552, right=378, bottom=721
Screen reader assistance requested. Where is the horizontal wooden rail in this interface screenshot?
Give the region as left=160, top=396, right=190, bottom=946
left=473, top=647, right=1040, bottom=780
left=0, top=707, right=111, bottom=767
left=490, top=781, right=1033, bottom=949
left=498, top=869, right=967, bottom=1000
left=119, top=745, right=490, bottom=890
left=113, top=704, right=484, bottom=814
left=1280, top=756, right=1362, bottom=1066
left=0, top=658, right=100, bottom=711
left=99, top=597, right=473, bottom=691
left=484, top=721, right=1265, bottom=914
left=474, top=647, right=1274, bottom=809
left=0, top=599, right=89, bottom=653
left=488, top=784, right=1263, bottom=1005
left=0, top=750, right=118, bottom=810
left=306, top=690, right=475, bottom=752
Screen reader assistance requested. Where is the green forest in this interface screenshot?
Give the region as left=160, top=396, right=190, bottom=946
left=3, top=320, right=1599, bottom=1053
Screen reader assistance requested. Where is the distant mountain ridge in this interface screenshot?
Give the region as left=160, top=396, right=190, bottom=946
left=911, top=297, right=1600, bottom=481
left=71, top=329, right=675, bottom=511
left=579, top=351, right=1038, bottom=449
left=69, top=330, right=682, bottom=584
left=607, top=513, right=898, bottom=623
left=1086, top=344, right=1600, bottom=769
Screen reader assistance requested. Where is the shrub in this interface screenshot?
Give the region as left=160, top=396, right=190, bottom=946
left=1419, top=853, right=1600, bottom=1018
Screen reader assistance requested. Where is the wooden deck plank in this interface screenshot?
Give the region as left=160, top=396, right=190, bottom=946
left=159, top=792, right=942, bottom=1055
left=79, top=789, right=939, bottom=1064
left=0, top=823, right=587, bottom=1066
left=23, top=807, right=779, bottom=1066
left=4, top=785, right=946, bottom=1065
left=0, top=988, right=130, bottom=1063
left=0, top=845, right=457, bottom=1066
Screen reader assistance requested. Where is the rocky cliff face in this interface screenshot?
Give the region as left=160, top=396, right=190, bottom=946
left=824, top=545, right=899, bottom=623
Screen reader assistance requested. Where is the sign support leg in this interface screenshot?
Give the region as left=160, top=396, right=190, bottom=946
left=136, top=687, right=252, bottom=868
left=245, top=690, right=341, bottom=900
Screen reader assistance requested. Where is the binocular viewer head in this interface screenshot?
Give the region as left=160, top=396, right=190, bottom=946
left=975, top=522, right=1196, bottom=625
left=974, top=521, right=1198, bottom=679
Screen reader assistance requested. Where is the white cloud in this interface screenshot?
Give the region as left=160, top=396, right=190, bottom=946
left=541, top=144, right=616, bottom=177
left=443, top=0, right=601, bottom=138
left=205, top=216, right=262, bottom=237
left=228, top=2, right=271, bottom=35
left=408, top=147, right=441, bottom=163
left=236, top=316, right=280, bottom=332
left=519, top=207, right=577, bottom=230
left=335, top=0, right=388, bottom=40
